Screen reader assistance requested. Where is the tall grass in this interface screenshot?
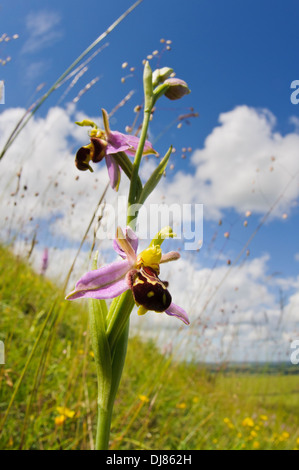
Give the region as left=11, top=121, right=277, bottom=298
left=0, top=245, right=298, bottom=450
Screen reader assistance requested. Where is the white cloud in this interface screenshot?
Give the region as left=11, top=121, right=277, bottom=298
left=22, top=10, right=63, bottom=54
left=289, top=116, right=299, bottom=133
left=24, top=61, right=51, bottom=82
left=151, top=106, right=299, bottom=221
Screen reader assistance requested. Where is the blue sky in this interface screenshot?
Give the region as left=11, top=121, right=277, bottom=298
left=1, top=0, right=299, bottom=360
left=2, top=0, right=299, bottom=126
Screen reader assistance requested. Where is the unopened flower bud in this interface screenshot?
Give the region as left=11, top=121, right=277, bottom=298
left=163, top=78, right=191, bottom=100
left=152, top=67, right=173, bottom=87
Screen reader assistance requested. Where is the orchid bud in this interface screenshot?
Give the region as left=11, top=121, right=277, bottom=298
left=163, top=78, right=191, bottom=100
left=143, top=61, right=153, bottom=111
left=152, top=67, right=173, bottom=87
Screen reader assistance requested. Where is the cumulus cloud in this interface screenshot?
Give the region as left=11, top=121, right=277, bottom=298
left=24, top=61, right=51, bottom=82
left=153, top=106, right=299, bottom=221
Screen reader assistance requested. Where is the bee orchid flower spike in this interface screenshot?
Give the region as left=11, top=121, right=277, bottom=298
left=65, top=59, right=192, bottom=451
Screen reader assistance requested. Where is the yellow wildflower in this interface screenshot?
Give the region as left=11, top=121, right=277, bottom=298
left=260, top=415, right=268, bottom=421
left=223, top=417, right=234, bottom=429
left=138, top=395, right=150, bottom=403
left=279, top=431, right=290, bottom=441
left=176, top=402, right=187, bottom=409
left=253, top=441, right=260, bottom=449
left=242, top=417, right=254, bottom=427
left=56, top=406, right=75, bottom=418
left=55, top=415, right=66, bottom=426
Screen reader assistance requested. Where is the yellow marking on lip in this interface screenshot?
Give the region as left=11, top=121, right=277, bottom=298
left=137, top=306, right=148, bottom=316
left=147, top=291, right=155, bottom=298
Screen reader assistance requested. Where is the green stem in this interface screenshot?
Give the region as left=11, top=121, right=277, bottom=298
left=95, top=316, right=131, bottom=449
left=88, top=255, right=113, bottom=450
left=113, top=152, right=143, bottom=199
left=96, top=403, right=113, bottom=450
left=127, top=110, right=151, bottom=214
left=127, top=61, right=153, bottom=219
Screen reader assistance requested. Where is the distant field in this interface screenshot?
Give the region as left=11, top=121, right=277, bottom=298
left=0, top=245, right=298, bottom=450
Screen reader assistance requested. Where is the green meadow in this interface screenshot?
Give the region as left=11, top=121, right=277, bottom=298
left=0, top=244, right=298, bottom=450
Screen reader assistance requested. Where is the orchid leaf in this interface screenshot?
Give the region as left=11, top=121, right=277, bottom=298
left=138, top=146, right=172, bottom=205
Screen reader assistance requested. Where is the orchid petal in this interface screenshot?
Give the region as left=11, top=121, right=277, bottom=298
left=165, top=303, right=190, bottom=325
left=67, top=278, right=129, bottom=300
left=160, top=251, right=180, bottom=264
left=106, top=131, right=133, bottom=154
left=66, top=259, right=131, bottom=300
left=113, top=227, right=138, bottom=258
left=106, top=130, right=158, bottom=156
left=114, top=227, right=137, bottom=264
left=140, top=138, right=159, bottom=156
left=105, top=155, right=121, bottom=191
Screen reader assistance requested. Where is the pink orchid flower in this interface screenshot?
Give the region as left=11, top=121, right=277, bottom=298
left=66, top=227, right=189, bottom=325
left=75, top=109, right=158, bottom=190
